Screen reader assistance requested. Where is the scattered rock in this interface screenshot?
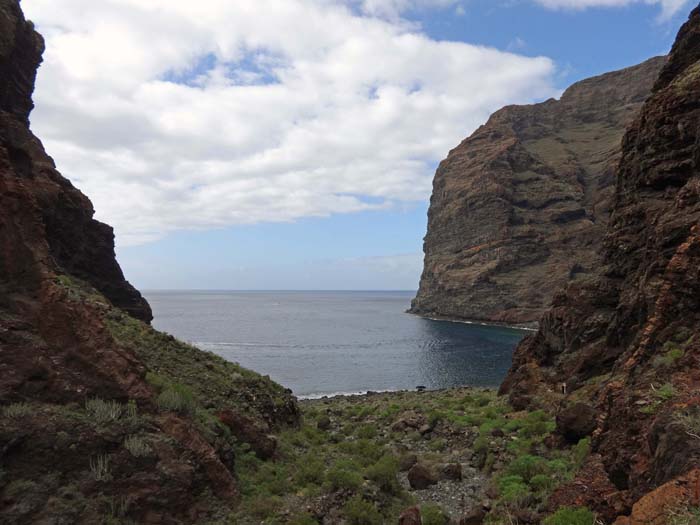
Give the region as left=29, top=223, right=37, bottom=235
left=399, top=454, right=418, bottom=472
left=408, top=463, right=439, bottom=490
left=317, top=415, right=331, bottom=430
left=398, top=506, right=422, bottom=525
left=217, top=409, right=277, bottom=459
left=556, top=403, right=597, bottom=443
left=439, top=463, right=462, bottom=481
left=459, top=507, right=486, bottom=525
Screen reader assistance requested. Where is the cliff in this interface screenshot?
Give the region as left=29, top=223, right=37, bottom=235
left=0, top=1, right=298, bottom=522
left=411, top=56, right=666, bottom=326
left=501, top=6, right=700, bottom=520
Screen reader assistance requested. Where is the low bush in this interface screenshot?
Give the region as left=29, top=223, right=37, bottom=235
left=326, top=459, right=363, bottom=491
left=507, top=454, right=548, bottom=482
left=543, top=506, right=597, bottom=525
left=123, top=435, right=151, bottom=458
left=343, top=495, right=383, bottom=525
left=498, top=475, right=530, bottom=507
left=365, top=455, right=400, bottom=494
left=421, top=503, right=449, bottom=525
left=2, top=402, right=32, bottom=419
left=89, top=455, right=111, bottom=482
left=156, top=383, right=197, bottom=414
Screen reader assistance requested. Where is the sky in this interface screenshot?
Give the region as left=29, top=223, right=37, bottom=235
left=22, top=0, right=693, bottom=290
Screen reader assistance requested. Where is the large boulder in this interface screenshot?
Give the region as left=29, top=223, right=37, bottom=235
left=556, top=403, right=597, bottom=443
left=408, top=463, right=438, bottom=489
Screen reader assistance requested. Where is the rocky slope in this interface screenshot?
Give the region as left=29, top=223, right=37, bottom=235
left=411, top=56, right=666, bottom=326
left=501, top=5, right=700, bottom=521
left=0, top=1, right=298, bottom=522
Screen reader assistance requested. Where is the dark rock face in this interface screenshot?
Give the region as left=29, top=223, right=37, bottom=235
left=411, top=57, right=665, bottom=326
left=0, top=0, right=151, bottom=323
left=502, top=5, right=700, bottom=514
left=0, top=2, right=298, bottom=522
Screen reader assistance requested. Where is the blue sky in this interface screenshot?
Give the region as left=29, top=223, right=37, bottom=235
left=23, top=0, right=692, bottom=290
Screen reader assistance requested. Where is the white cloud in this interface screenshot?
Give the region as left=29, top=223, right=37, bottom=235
left=534, top=0, right=691, bottom=19
left=355, top=0, right=458, bottom=17
left=23, top=0, right=557, bottom=246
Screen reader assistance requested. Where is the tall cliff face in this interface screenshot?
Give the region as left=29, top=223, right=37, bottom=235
left=0, top=0, right=152, bottom=323
left=411, top=57, right=665, bottom=326
left=0, top=2, right=298, bottom=522
left=501, top=6, right=700, bottom=517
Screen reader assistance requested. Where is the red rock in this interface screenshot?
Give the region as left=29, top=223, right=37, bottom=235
left=407, top=463, right=439, bottom=489
left=398, top=506, right=422, bottom=525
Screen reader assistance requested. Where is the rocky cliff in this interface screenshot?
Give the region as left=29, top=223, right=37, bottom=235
left=411, top=57, right=666, bottom=326
left=0, top=1, right=298, bottom=522
left=501, top=6, right=700, bottom=521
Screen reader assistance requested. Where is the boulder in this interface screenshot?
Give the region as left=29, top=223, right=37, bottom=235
left=398, top=506, right=422, bottom=525
left=439, top=463, right=462, bottom=481
left=316, top=415, right=331, bottom=430
left=556, top=403, right=597, bottom=443
left=408, top=463, right=438, bottom=490
left=459, top=507, right=486, bottom=525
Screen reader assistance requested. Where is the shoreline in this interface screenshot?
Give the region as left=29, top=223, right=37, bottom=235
left=406, top=309, right=538, bottom=332
left=297, top=384, right=499, bottom=402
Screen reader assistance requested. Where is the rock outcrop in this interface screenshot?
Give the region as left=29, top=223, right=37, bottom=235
left=411, top=56, right=665, bottom=326
left=501, top=5, right=700, bottom=519
left=0, top=1, right=298, bottom=522
left=0, top=0, right=152, bottom=324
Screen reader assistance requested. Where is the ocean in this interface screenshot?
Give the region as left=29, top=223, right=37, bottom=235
left=144, top=290, right=526, bottom=398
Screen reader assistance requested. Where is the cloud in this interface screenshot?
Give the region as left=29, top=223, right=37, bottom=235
left=355, top=0, right=458, bottom=17
left=534, top=0, right=691, bottom=19
left=23, top=0, right=557, bottom=246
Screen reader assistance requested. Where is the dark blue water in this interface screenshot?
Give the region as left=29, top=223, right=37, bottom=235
left=144, top=291, right=526, bottom=398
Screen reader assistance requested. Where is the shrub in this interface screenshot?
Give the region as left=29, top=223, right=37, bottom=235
left=356, top=424, right=377, bottom=439
left=519, top=410, right=555, bottom=438
left=326, top=459, right=363, bottom=491
left=572, top=437, right=591, bottom=467
left=89, top=455, right=111, bottom=482
left=289, top=512, right=319, bottom=525
left=507, top=454, right=548, bottom=482
left=530, top=473, right=555, bottom=492
left=295, top=455, right=325, bottom=486
left=668, top=505, right=700, bottom=525
left=123, top=435, right=151, bottom=457
left=343, top=495, right=383, bottom=525
left=543, top=506, right=596, bottom=525
left=85, top=398, right=123, bottom=423
left=422, top=503, right=449, bottom=525
left=2, top=402, right=32, bottom=419
left=675, top=408, right=700, bottom=439
left=498, top=475, right=530, bottom=507
left=653, top=383, right=676, bottom=402
left=365, top=455, right=400, bottom=494
left=156, top=384, right=197, bottom=414
left=654, top=345, right=685, bottom=367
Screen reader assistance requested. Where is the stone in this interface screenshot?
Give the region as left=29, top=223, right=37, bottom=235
left=439, top=463, right=462, bottom=481
left=556, top=403, right=597, bottom=443
left=399, top=453, right=418, bottom=472
left=398, top=506, right=422, bottom=525
left=317, top=415, right=331, bottom=430
left=460, top=507, right=486, bottom=524
left=407, top=463, right=439, bottom=490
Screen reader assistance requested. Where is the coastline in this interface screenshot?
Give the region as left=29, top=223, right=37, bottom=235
left=405, top=309, right=538, bottom=332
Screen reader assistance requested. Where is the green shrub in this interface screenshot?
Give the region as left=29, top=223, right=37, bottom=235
left=675, top=408, right=700, bottom=439
left=89, top=455, right=111, bottom=482
left=654, top=345, right=685, bottom=367
left=498, top=475, right=530, bottom=507
left=530, top=474, right=555, bottom=492
left=295, top=455, right=325, bottom=486
left=543, top=506, right=596, bottom=525
left=507, top=454, right=548, bottom=482
left=343, top=495, right=383, bottom=525
left=572, top=438, right=591, bottom=467
left=2, top=402, right=32, bottom=419
left=428, top=437, right=447, bottom=452
left=326, top=459, right=363, bottom=491
left=668, top=505, right=700, bottom=525
left=289, top=512, right=320, bottom=525
left=421, top=503, right=449, bottom=525
left=356, top=424, right=377, bottom=439
left=85, top=398, right=124, bottom=424
left=519, top=410, right=555, bottom=438
left=365, top=455, right=400, bottom=494
left=653, top=383, right=676, bottom=401
left=156, top=384, right=197, bottom=414
left=123, top=435, right=151, bottom=457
